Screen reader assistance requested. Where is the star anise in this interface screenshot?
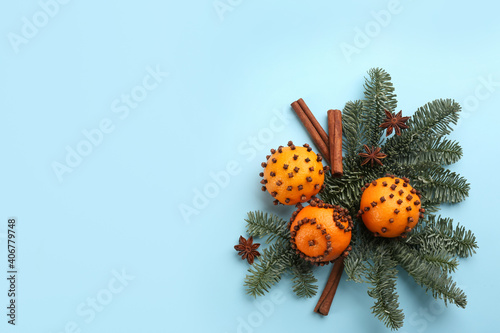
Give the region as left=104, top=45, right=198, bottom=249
left=234, top=236, right=261, bottom=264
left=359, top=145, right=387, bottom=167
left=379, top=110, right=410, bottom=136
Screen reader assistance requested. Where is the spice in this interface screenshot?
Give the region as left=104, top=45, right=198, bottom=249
left=328, top=109, right=343, bottom=177
left=234, top=236, right=261, bottom=264
left=314, top=258, right=345, bottom=316
left=291, top=99, right=330, bottom=162
left=359, top=145, right=387, bottom=167
left=297, top=98, right=329, bottom=146
left=379, top=110, right=410, bottom=136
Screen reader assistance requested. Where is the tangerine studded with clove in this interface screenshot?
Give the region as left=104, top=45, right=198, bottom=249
left=358, top=175, right=424, bottom=238
left=289, top=201, right=352, bottom=265
left=260, top=141, right=327, bottom=205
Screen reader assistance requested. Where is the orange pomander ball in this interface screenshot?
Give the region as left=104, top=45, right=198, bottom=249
left=260, top=141, right=328, bottom=205
left=289, top=201, right=352, bottom=265
left=358, top=175, right=425, bottom=238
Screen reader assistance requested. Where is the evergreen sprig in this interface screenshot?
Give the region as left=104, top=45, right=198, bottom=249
left=367, top=245, right=404, bottom=330
left=342, top=100, right=365, bottom=162
left=244, top=240, right=290, bottom=297
left=343, top=245, right=370, bottom=283
left=394, top=138, right=463, bottom=166
left=362, top=68, right=398, bottom=147
left=392, top=242, right=467, bottom=308
left=291, top=260, right=319, bottom=298
left=321, top=168, right=378, bottom=212
left=408, top=215, right=477, bottom=258
left=384, top=99, right=461, bottom=159
left=415, top=166, right=470, bottom=204
left=245, top=211, right=289, bottom=243
left=243, top=211, right=318, bottom=298
left=239, top=68, right=477, bottom=330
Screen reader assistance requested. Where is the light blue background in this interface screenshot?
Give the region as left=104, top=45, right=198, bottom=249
left=1, top=0, right=498, bottom=332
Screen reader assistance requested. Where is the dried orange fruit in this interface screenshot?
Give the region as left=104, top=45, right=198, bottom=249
left=289, top=200, right=352, bottom=265
left=358, top=175, right=425, bottom=238
left=260, top=141, right=328, bottom=205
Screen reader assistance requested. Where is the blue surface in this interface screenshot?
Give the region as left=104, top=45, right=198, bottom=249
left=1, top=0, right=499, bottom=332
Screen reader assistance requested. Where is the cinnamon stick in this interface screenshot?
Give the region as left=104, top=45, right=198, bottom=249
left=297, top=98, right=329, bottom=146
left=291, top=99, right=330, bottom=162
left=328, top=109, right=343, bottom=177
left=314, top=258, right=345, bottom=316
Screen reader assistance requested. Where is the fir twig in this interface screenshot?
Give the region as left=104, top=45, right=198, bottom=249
left=342, top=100, right=365, bottom=162
left=408, top=215, right=478, bottom=258
left=344, top=245, right=370, bottom=283
left=244, top=240, right=290, bottom=297
left=367, top=245, right=404, bottom=330
left=384, top=99, right=461, bottom=157
left=362, top=68, right=398, bottom=147
left=344, top=224, right=375, bottom=283
left=290, top=260, right=318, bottom=298
left=245, top=211, right=289, bottom=243
left=321, top=168, right=380, bottom=214
left=395, top=138, right=463, bottom=166
left=416, top=166, right=470, bottom=204
left=420, top=249, right=459, bottom=274
left=392, top=242, right=467, bottom=308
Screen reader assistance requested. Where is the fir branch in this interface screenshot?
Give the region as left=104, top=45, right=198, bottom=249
left=321, top=169, right=381, bottom=214
left=393, top=242, right=467, bottom=308
left=344, top=245, right=370, bottom=283
left=409, top=99, right=461, bottom=136
left=404, top=229, right=459, bottom=273
left=420, top=249, right=459, bottom=274
left=367, top=245, right=404, bottom=330
left=384, top=99, right=461, bottom=157
left=245, top=211, right=289, bottom=244
left=342, top=100, right=365, bottom=161
left=290, top=261, right=318, bottom=298
left=345, top=223, right=376, bottom=283
left=244, top=240, right=290, bottom=297
left=362, top=68, right=398, bottom=147
left=416, top=166, right=470, bottom=204
left=411, top=215, right=478, bottom=258
left=394, top=138, right=463, bottom=166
